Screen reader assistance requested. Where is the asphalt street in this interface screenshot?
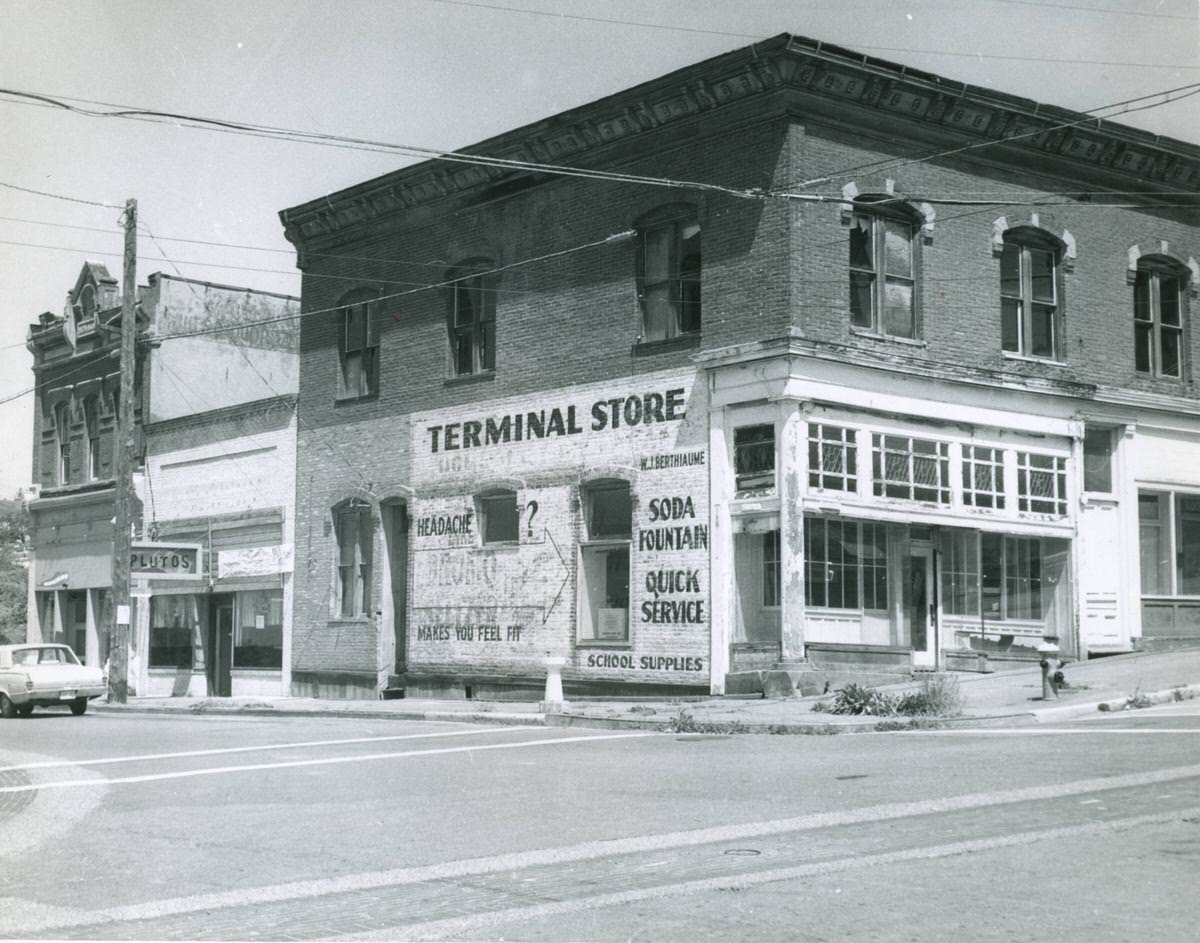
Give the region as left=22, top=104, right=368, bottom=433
left=1, top=706, right=1198, bottom=942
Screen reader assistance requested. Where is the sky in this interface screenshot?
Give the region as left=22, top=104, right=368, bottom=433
left=1, top=0, right=1198, bottom=498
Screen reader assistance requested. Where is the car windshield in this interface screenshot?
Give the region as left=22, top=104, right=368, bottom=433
left=12, top=647, right=80, bottom=666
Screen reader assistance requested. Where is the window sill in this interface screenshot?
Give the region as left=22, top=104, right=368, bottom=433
left=1080, top=492, right=1118, bottom=507
left=576, top=639, right=632, bottom=649
left=1001, top=351, right=1065, bottom=366
left=849, top=328, right=926, bottom=348
left=478, top=540, right=520, bottom=551
left=328, top=617, right=372, bottom=626
left=334, top=392, right=379, bottom=406
left=632, top=333, right=701, bottom=357
left=444, top=370, right=495, bottom=388
left=1134, top=371, right=1186, bottom=383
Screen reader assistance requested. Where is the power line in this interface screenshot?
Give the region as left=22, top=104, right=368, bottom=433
left=0, top=88, right=771, bottom=202
left=980, top=0, right=1197, bottom=20
left=418, top=0, right=1200, bottom=68
left=0, top=347, right=116, bottom=409
left=776, top=81, right=1200, bottom=193
left=0, top=179, right=123, bottom=210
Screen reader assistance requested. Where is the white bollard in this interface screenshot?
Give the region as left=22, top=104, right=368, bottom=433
left=543, top=656, right=566, bottom=713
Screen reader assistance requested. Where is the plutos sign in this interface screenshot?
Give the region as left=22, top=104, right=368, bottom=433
left=130, top=543, right=202, bottom=579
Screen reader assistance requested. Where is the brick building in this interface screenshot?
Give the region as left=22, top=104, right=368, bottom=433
left=25, top=266, right=299, bottom=697
left=280, top=34, right=1200, bottom=699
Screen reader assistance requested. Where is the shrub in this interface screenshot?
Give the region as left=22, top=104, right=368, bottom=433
left=829, top=683, right=898, bottom=716
left=895, top=674, right=963, bottom=717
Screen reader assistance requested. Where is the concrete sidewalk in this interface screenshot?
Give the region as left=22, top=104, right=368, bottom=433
left=89, top=648, right=1200, bottom=734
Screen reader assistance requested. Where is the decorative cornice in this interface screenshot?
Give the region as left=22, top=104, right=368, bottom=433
left=280, top=33, right=1200, bottom=252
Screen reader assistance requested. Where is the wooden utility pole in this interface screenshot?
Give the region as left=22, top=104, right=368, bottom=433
left=108, top=198, right=136, bottom=703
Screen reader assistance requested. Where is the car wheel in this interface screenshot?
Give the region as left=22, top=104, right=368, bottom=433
left=0, top=694, right=16, bottom=719
left=69, top=697, right=88, bottom=716
left=16, top=704, right=33, bottom=717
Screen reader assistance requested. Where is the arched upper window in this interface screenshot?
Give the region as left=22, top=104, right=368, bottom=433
left=1001, top=227, right=1063, bottom=361
left=635, top=206, right=701, bottom=342
left=53, top=401, right=71, bottom=485
left=82, top=395, right=100, bottom=480
left=849, top=198, right=917, bottom=340
left=334, top=289, right=379, bottom=400
left=448, top=261, right=496, bottom=377
left=1134, top=255, right=1189, bottom=379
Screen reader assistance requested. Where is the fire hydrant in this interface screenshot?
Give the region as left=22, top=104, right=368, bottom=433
left=1037, top=641, right=1066, bottom=699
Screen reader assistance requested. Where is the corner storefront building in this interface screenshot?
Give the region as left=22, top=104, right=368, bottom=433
left=280, top=34, right=1200, bottom=698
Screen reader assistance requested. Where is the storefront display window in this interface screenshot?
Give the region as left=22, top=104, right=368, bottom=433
left=234, top=589, right=284, bottom=668
left=1139, top=490, right=1200, bottom=597
left=150, top=595, right=198, bottom=669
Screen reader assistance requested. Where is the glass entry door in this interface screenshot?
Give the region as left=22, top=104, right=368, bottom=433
left=910, top=549, right=937, bottom=668
left=208, top=595, right=234, bottom=697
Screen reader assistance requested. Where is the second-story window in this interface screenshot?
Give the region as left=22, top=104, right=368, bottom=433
left=1001, top=232, right=1060, bottom=360
left=637, top=209, right=701, bottom=342
left=336, top=292, right=379, bottom=400
left=849, top=206, right=916, bottom=339
left=54, top=401, right=71, bottom=485
left=82, top=395, right=100, bottom=480
left=450, top=265, right=496, bottom=376
left=1134, top=260, right=1185, bottom=379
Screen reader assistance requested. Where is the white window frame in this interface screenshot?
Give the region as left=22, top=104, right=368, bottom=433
left=849, top=208, right=917, bottom=339
left=961, top=445, right=1006, bottom=509
left=871, top=433, right=950, bottom=504
left=1001, top=236, right=1060, bottom=361
left=1134, top=263, right=1185, bottom=379
left=1016, top=452, right=1068, bottom=516
left=808, top=423, right=858, bottom=493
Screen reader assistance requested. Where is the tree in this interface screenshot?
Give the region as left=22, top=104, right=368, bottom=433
left=0, top=496, right=30, bottom=644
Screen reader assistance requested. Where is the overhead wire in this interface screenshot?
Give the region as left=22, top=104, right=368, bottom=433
left=419, top=0, right=1199, bottom=67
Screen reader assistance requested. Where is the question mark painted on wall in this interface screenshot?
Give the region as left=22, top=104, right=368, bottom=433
left=525, top=500, right=539, bottom=538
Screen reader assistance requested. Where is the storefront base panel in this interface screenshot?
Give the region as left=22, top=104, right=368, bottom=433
left=290, top=671, right=379, bottom=700
left=391, top=671, right=710, bottom=700
left=806, top=643, right=914, bottom=672
left=145, top=669, right=207, bottom=698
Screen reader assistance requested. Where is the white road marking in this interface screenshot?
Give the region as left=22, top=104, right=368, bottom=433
left=883, top=727, right=1200, bottom=735
left=8, top=763, right=1200, bottom=935
left=0, top=732, right=657, bottom=794
left=354, top=807, right=1200, bottom=942
left=0, top=726, right=527, bottom=773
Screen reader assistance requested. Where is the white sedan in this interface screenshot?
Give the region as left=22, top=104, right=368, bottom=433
left=0, top=644, right=107, bottom=717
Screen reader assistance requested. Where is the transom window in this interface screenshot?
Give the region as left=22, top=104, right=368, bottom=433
left=1001, top=234, right=1060, bottom=360
left=1134, top=261, right=1185, bottom=378
left=808, top=424, right=858, bottom=492
left=336, top=293, right=379, bottom=399
left=1016, top=452, right=1067, bottom=516
left=734, top=424, right=775, bottom=492
left=849, top=207, right=916, bottom=339
left=450, top=265, right=496, bottom=376
left=804, top=517, right=887, bottom=610
left=871, top=434, right=949, bottom=504
left=961, top=445, right=1005, bottom=509
left=637, top=209, right=701, bottom=342
left=334, top=500, right=373, bottom=618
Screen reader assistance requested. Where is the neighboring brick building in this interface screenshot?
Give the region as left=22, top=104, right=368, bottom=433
left=280, top=34, right=1200, bottom=699
left=25, top=266, right=299, bottom=697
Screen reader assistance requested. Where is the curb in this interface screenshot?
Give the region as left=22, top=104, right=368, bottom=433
left=90, top=703, right=546, bottom=726
left=1095, top=682, right=1200, bottom=713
